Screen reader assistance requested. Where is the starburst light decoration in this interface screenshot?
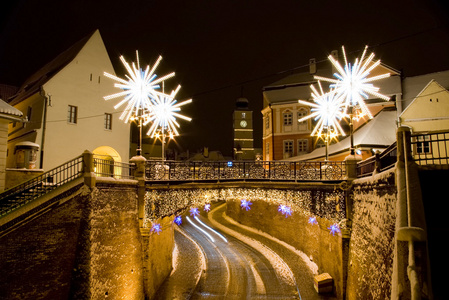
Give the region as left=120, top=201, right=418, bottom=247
left=240, top=199, right=252, bottom=211
left=298, top=81, right=347, bottom=139
left=143, top=84, right=192, bottom=137
left=174, top=215, right=182, bottom=225
left=151, top=223, right=162, bottom=235
left=204, top=203, right=211, bottom=212
left=278, top=204, right=292, bottom=218
left=328, top=223, right=341, bottom=236
left=190, top=207, right=200, bottom=217
left=314, top=45, right=391, bottom=119
left=103, top=51, right=175, bottom=123
left=308, top=216, right=318, bottom=225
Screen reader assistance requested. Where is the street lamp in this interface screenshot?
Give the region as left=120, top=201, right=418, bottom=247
left=314, top=45, right=390, bottom=155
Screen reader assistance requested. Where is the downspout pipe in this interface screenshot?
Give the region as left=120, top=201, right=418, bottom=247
left=39, top=88, right=48, bottom=169
left=392, top=126, right=432, bottom=300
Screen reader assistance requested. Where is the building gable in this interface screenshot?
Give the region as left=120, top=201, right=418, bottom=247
left=399, top=80, right=449, bottom=132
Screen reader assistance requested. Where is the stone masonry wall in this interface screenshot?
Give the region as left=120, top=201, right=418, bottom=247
left=0, top=187, right=89, bottom=299
left=346, top=169, right=397, bottom=300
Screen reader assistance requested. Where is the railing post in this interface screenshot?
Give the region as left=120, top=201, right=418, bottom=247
left=130, top=155, right=147, bottom=228
left=82, top=150, right=96, bottom=188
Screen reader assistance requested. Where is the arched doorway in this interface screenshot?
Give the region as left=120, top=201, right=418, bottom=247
left=92, top=146, right=122, bottom=177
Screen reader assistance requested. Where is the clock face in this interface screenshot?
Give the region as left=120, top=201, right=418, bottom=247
left=240, top=120, right=247, bottom=128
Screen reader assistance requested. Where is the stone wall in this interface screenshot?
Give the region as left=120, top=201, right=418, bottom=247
left=225, top=194, right=348, bottom=299
left=346, top=169, right=397, bottom=300
left=0, top=180, right=176, bottom=300
left=0, top=186, right=89, bottom=299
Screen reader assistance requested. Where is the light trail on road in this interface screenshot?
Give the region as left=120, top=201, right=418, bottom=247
left=155, top=202, right=333, bottom=299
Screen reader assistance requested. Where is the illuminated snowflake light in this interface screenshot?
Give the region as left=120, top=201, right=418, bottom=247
left=308, top=216, right=318, bottom=225
left=190, top=207, right=200, bottom=217
left=174, top=215, right=182, bottom=225
left=151, top=223, right=162, bottom=235
left=143, top=85, right=192, bottom=138
left=314, top=45, right=390, bottom=119
left=298, top=81, right=347, bottom=138
left=240, top=199, right=252, bottom=211
left=278, top=204, right=292, bottom=218
left=103, top=52, right=175, bottom=123
left=328, top=223, right=341, bottom=236
left=204, top=203, right=211, bottom=212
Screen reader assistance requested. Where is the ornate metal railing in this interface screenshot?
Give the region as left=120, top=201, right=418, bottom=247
left=411, top=131, right=449, bottom=165
left=357, top=142, right=397, bottom=178
left=145, top=160, right=346, bottom=182
left=93, top=156, right=135, bottom=179
left=0, top=155, right=84, bottom=216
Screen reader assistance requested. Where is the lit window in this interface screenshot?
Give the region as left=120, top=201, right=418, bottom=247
left=283, top=140, right=293, bottom=158
left=283, top=112, right=293, bottom=126
left=297, top=139, right=308, bottom=154
left=241, top=112, right=246, bottom=119
left=104, top=113, right=112, bottom=130
left=68, top=105, right=78, bottom=124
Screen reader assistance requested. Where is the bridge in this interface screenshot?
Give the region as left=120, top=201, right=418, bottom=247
left=0, top=127, right=447, bottom=299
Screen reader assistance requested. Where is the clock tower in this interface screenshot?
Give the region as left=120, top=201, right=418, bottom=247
left=233, top=97, right=255, bottom=160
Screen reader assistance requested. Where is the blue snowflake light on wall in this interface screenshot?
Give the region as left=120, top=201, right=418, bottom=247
left=151, top=223, right=162, bottom=235
left=240, top=199, right=252, bottom=211
left=308, top=216, right=318, bottom=225
left=278, top=204, right=292, bottom=218
left=328, top=223, right=341, bottom=236
left=204, top=203, right=211, bottom=212
left=174, top=215, right=182, bottom=225
left=190, top=207, right=200, bottom=217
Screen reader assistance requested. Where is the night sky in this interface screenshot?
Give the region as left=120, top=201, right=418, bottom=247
left=1, top=0, right=449, bottom=157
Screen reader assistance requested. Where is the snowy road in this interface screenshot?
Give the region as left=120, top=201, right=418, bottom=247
left=155, top=202, right=335, bottom=299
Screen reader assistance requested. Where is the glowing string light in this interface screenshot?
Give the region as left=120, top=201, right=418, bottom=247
left=103, top=51, right=175, bottom=123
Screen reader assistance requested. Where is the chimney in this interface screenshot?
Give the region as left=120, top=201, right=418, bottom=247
left=309, top=58, right=316, bottom=74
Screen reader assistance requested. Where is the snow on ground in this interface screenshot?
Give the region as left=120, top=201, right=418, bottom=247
left=221, top=210, right=319, bottom=275
left=208, top=205, right=297, bottom=288
left=175, top=227, right=207, bottom=282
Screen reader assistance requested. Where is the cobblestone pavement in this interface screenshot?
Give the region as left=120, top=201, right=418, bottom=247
left=155, top=202, right=335, bottom=299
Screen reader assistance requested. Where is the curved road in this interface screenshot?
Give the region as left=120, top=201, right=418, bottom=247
left=155, top=202, right=335, bottom=299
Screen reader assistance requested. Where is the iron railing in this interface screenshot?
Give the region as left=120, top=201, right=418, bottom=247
left=411, top=131, right=449, bottom=165
left=357, top=142, right=397, bottom=178
left=93, top=156, right=135, bottom=179
left=0, top=155, right=84, bottom=216
left=145, top=160, right=346, bottom=182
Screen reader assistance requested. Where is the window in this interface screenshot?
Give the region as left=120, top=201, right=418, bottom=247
left=297, top=139, right=308, bottom=154
left=283, top=140, right=293, bottom=158
left=68, top=105, right=78, bottom=124
left=416, top=140, right=430, bottom=154
left=104, top=113, right=112, bottom=130
left=297, top=109, right=308, bottom=131
left=265, top=115, right=270, bottom=129
left=283, top=112, right=293, bottom=126
left=241, top=112, right=246, bottom=119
